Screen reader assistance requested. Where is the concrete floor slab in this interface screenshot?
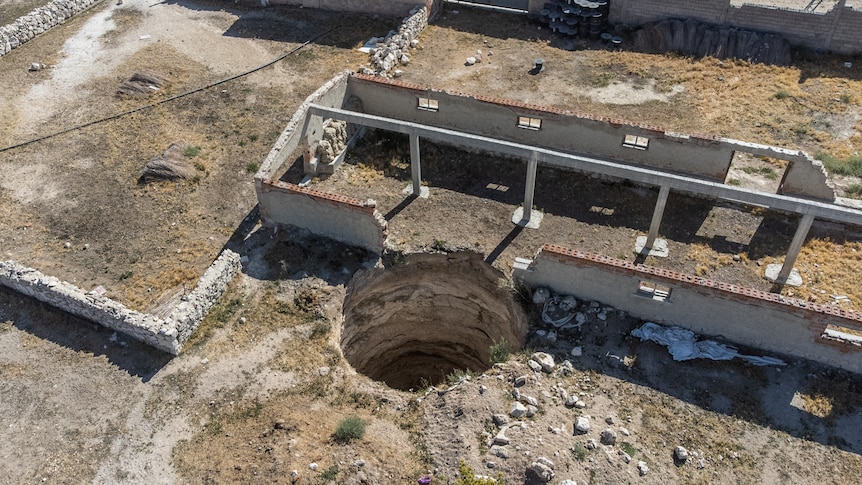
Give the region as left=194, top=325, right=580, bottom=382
left=765, top=263, right=803, bottom=286
left=512, top=207, right=543, bottom=229
left=402, top=184, right=430, bottom=198
left=635, top=236, right=669, bottom=257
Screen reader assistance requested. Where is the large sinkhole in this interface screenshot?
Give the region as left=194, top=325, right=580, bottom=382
left=341, top=252, right=528, bottom=391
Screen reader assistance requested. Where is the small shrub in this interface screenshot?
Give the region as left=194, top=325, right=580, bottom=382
left=841, top=93, right=853, bottom=104
left=620, top=441, right=638, bottom=457
left=246, top=162, right=259, bottom=173
left=334, top=416, right=366, bottom=444
left=845, top=183, right=862, bottom=199
left=447, top=369, right=474, bottom=385
left=489, top=338, right=509, bottom=364
left=741, top=166, right=778, bottom=179
left=193, top=161, right=206, bottom=171
left=183, top=146, right=201, bottom=157
left=727, top=178, right=741, bottom=186
left=815, top=151, right=862, bottom=178
left=455, top=460, right=504, bottom=485
left=774, top=89, right=791, bottom=100
left=248, top=134, right=259, bottom=142
left=571, top=443, right=589, bottom=461
left=320, top=465, right=339, bottom=481
left=310, top=320, right=330, bottom=339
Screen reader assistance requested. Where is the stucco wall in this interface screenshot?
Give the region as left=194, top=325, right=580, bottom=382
left=257, top=180, right=388, bottom=253
left=346, top=75, right=734, bottom=181
left=515, top=244, right=862, bottom=374
left=610, top=0, right=862, bottom=55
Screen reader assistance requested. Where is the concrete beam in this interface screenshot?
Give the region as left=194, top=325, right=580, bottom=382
left=645, top=185, right=670, bottom=250
left=410, top=133, right=422, bottom=196
left=306, top=105, right=862, bottom=227
left=776, top=213, right=815, bottom=285
left=522, top=153, right=538, bottom=224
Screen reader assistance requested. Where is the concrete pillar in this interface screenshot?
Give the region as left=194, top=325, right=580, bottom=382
left=523, top=153, right=538, bottom=222
left=777, top=213, right=815, bottom=283
left=645, top=185, right=670, bottom=249
left=410, top=133, right=421, bottom=196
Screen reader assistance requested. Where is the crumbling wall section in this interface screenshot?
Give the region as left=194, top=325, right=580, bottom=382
left=0, top=250, right=241, bottom=355
left=361, top=6, right=428, bottom=76
left=257, top=180, right=388, bottom=253
left=0, top=259, right=179, bottom=354
left=0, top=0, right=103, bottom=57
left=515, top=244, right=862, bottom=374
left=168, top=249, right=242, bottom=350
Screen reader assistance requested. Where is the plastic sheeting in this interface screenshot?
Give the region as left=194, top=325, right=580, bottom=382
left=632, top=322, right=786, bottom=366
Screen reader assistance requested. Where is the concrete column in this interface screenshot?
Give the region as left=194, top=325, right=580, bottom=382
left=645, top=185, right=670, bottom=249
left=777, top=213, right=815, bottom=283
left=410, top=133, right=421, bottom=196
left=523, top=153, right=538, bottom=222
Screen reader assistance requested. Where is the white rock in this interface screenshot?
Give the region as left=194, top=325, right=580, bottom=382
left=410, top=39, right=419, bottom=48
left=619, top=450, right=631, bottom=463
left=531, top=352, right=555, bottom=372
left=400, top=54, right=410, bottom=65
left=527, top=461, right=554, bottom=482
left=575, top=417, right=590, bottom=434
left=637, top=461, right=650, bottom=476
left=585, top=439, right=598, bottom=450
left=675, top=445, right=689, bottom=462
left=526, top=405, right=538, bottom=417
left=465, top=56, right=477, bottom=65
left=522, top=395, right=538, bottom=407
left=309, top=463, right=318, bottom=471
left=490, top=445, right=508, bottom=458
left=492, top=414, right=509, bottom=426
left=510, top=402, right=528, bottom=418
left=565, top=396, right=578, bottom=408
left=570, top=346, right=582, bottom=357
left=528, top=359, right=543, bottom=372
left=619, top=427, right=630, bottom=436
left=560, top=481, right=578, bottom=485
left=575, top=400, right=586, bottom=409
left=537, top=456, right=554, bottom=468
left=514, top=375, right=528, bottom=387
left=494, top=431, right=510, bottom=445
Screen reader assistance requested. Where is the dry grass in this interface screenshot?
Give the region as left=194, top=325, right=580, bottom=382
left=786, top=238, right=862, bottom=309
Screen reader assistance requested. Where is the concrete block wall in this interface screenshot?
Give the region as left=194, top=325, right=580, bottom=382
left=257, top=180, right=388, bottom=253
left=0, top=250, right=241, bottom=355
left=0, top=0, right=103, bottom=57
left=514, top=244, right=862, bottom=374
left=611, top=0, right=862, bottom=54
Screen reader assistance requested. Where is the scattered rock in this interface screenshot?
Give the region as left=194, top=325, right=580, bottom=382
left=575, top=400, right=586, bottom=409
left=637, top=461, right=650, bottom=476
left=585, top=439, right=598, bottom=450
left=28, top=62, right=45, bottom=71
left=600, top=428, right=617, bottom=445
left=570, top=346, right=582, bottom=357
left=531, top=352, right=555, bottom=372
left=575, top=417, right=590, bottom=434
left=619, top=450, right=631, bottom=463
left=490, top=445, right=509, bottom=458
left=675, top=445, right=689, bottom=463
left=510, top=402, right=527, bottom=418
left=565, top=396, right=578, bottom=408
left=526, top=405, right=538, bottom=417
left=465, top=56, right=477, bottom=65
left=479, top=385, right=487, bottom=394
left=527, top=461, right=555, bottom=482
left=522, top=395, right=538, bottom=407
left=493, top=431, right=510, bottom=445
left=514, top=375, right=528, bottom=387
left=619, top=427, right=630, bottom=436
left=308, top=463, right=318, bottom=471
left=492, top=414, right=509, bottom=426
left=605, top=415, right=616, bottom=425
left=528, top=359, right=543, bottom=372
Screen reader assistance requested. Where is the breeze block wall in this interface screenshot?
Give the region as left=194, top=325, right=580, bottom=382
left=514, top=244, right=862, bottom=374
left=0, top=0, right=103, bottom=57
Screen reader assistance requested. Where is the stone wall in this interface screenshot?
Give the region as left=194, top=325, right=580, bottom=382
left=0, top=0, right=103, bottom=57
left=610, top=0, right=862, bottom=55
left=0, top=250, right=241, bottom=355
left=361, top=5, right=429, bottom=76
left=515, top=244, right=862, bottom=374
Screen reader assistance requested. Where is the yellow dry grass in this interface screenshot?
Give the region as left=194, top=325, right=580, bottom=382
left=787, top=237, right=862, bottom=309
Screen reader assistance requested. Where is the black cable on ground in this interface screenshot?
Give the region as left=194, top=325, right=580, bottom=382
left=0, top=26, right=338, bottom=153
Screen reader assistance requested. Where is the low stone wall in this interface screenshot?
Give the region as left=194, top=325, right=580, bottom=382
left=0, top=249, right=241, bottom=355
left=361, top=6, right=428, bottom=76
left=0, top=0, right=103, bottom=57
left=514, top=244, right=862, bottom=374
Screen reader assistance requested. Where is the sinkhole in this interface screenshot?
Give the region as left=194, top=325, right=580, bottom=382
left=341, top=252, right=528, bottom=391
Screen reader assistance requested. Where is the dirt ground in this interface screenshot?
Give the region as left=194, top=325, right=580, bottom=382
left=2, top=1, right=862, bottom=484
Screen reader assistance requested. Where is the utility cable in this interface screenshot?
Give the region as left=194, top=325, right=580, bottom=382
left=0, top=26, right=338, bottom=153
